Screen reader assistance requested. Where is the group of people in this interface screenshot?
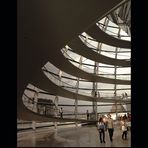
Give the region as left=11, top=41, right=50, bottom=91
left=59, top=108, right=130, bottom=142
left=58, top=108, right=130, bottom=143
left=97, top=114, right=129, bottom=143
left=97, top=114, right=114, bottom=143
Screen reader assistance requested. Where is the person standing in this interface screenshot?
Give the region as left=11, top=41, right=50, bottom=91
left=86, top=110, right=90, bottom=120
left=121, top=119, right=128, bottom=140
left=59, top=107, right=63, bottom=118
left=106, top=114, right=114, bottom=142
left=97, top=117, right=106, bottom=143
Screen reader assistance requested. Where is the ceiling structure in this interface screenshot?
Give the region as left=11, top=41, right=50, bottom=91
left=17, top=0, right=131, bottom=121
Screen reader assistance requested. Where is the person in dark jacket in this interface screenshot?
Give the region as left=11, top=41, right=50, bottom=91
left=59, top=107, right=63, bottom=118
left=86, top=110, right=90, bottom=120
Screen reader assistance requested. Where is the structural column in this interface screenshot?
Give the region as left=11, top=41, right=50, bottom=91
left=33, top=88, right=39, bottom=112
left=75, top=56, right=83, bottom=127
left=54, top=70, right=62, bottom=130
left=54, top=95, right=59, bottom=130
left=75, top=77, right=80, bottom=127
left=114, top=28, right=121, bottom=119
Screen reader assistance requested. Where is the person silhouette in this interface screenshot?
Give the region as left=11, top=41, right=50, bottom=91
left=86, top=110, right=89, bottom=120
left=59, top=107, right=63, bottom=118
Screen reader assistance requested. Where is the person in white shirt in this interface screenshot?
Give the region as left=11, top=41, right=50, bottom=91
left=121, top=119, right=128, bottom=140
left=106, top=114, right=114, bottom=142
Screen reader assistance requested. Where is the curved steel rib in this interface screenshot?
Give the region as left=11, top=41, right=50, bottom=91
left=69, top=38, right=130, bottom=67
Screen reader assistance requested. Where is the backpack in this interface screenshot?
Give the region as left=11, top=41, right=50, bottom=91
left=98, top=123, right=104, bottom=129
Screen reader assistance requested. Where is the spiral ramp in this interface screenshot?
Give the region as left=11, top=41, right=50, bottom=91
left=17, top=0, right=131, bottom=122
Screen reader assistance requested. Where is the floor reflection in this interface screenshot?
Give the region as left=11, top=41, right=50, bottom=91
left=17, top=125, right=131, bottom=147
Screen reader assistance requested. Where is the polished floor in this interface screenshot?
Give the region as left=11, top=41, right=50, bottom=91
left=17, top=123, right=131, bottom=147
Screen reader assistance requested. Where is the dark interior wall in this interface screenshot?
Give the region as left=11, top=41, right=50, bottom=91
left=17, top=0, right=124, bottom=119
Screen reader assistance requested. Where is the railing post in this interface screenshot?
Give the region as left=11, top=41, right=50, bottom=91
left=32, top=121, right=36, bottom=131
left=54, top=121, right=58, bottom=130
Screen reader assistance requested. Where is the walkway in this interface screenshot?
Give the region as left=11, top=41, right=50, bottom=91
left=17, top=123, right=131, bottom=147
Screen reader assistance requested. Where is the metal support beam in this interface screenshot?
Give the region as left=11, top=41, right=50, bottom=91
left=75, top=56, right=82, bottom=127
